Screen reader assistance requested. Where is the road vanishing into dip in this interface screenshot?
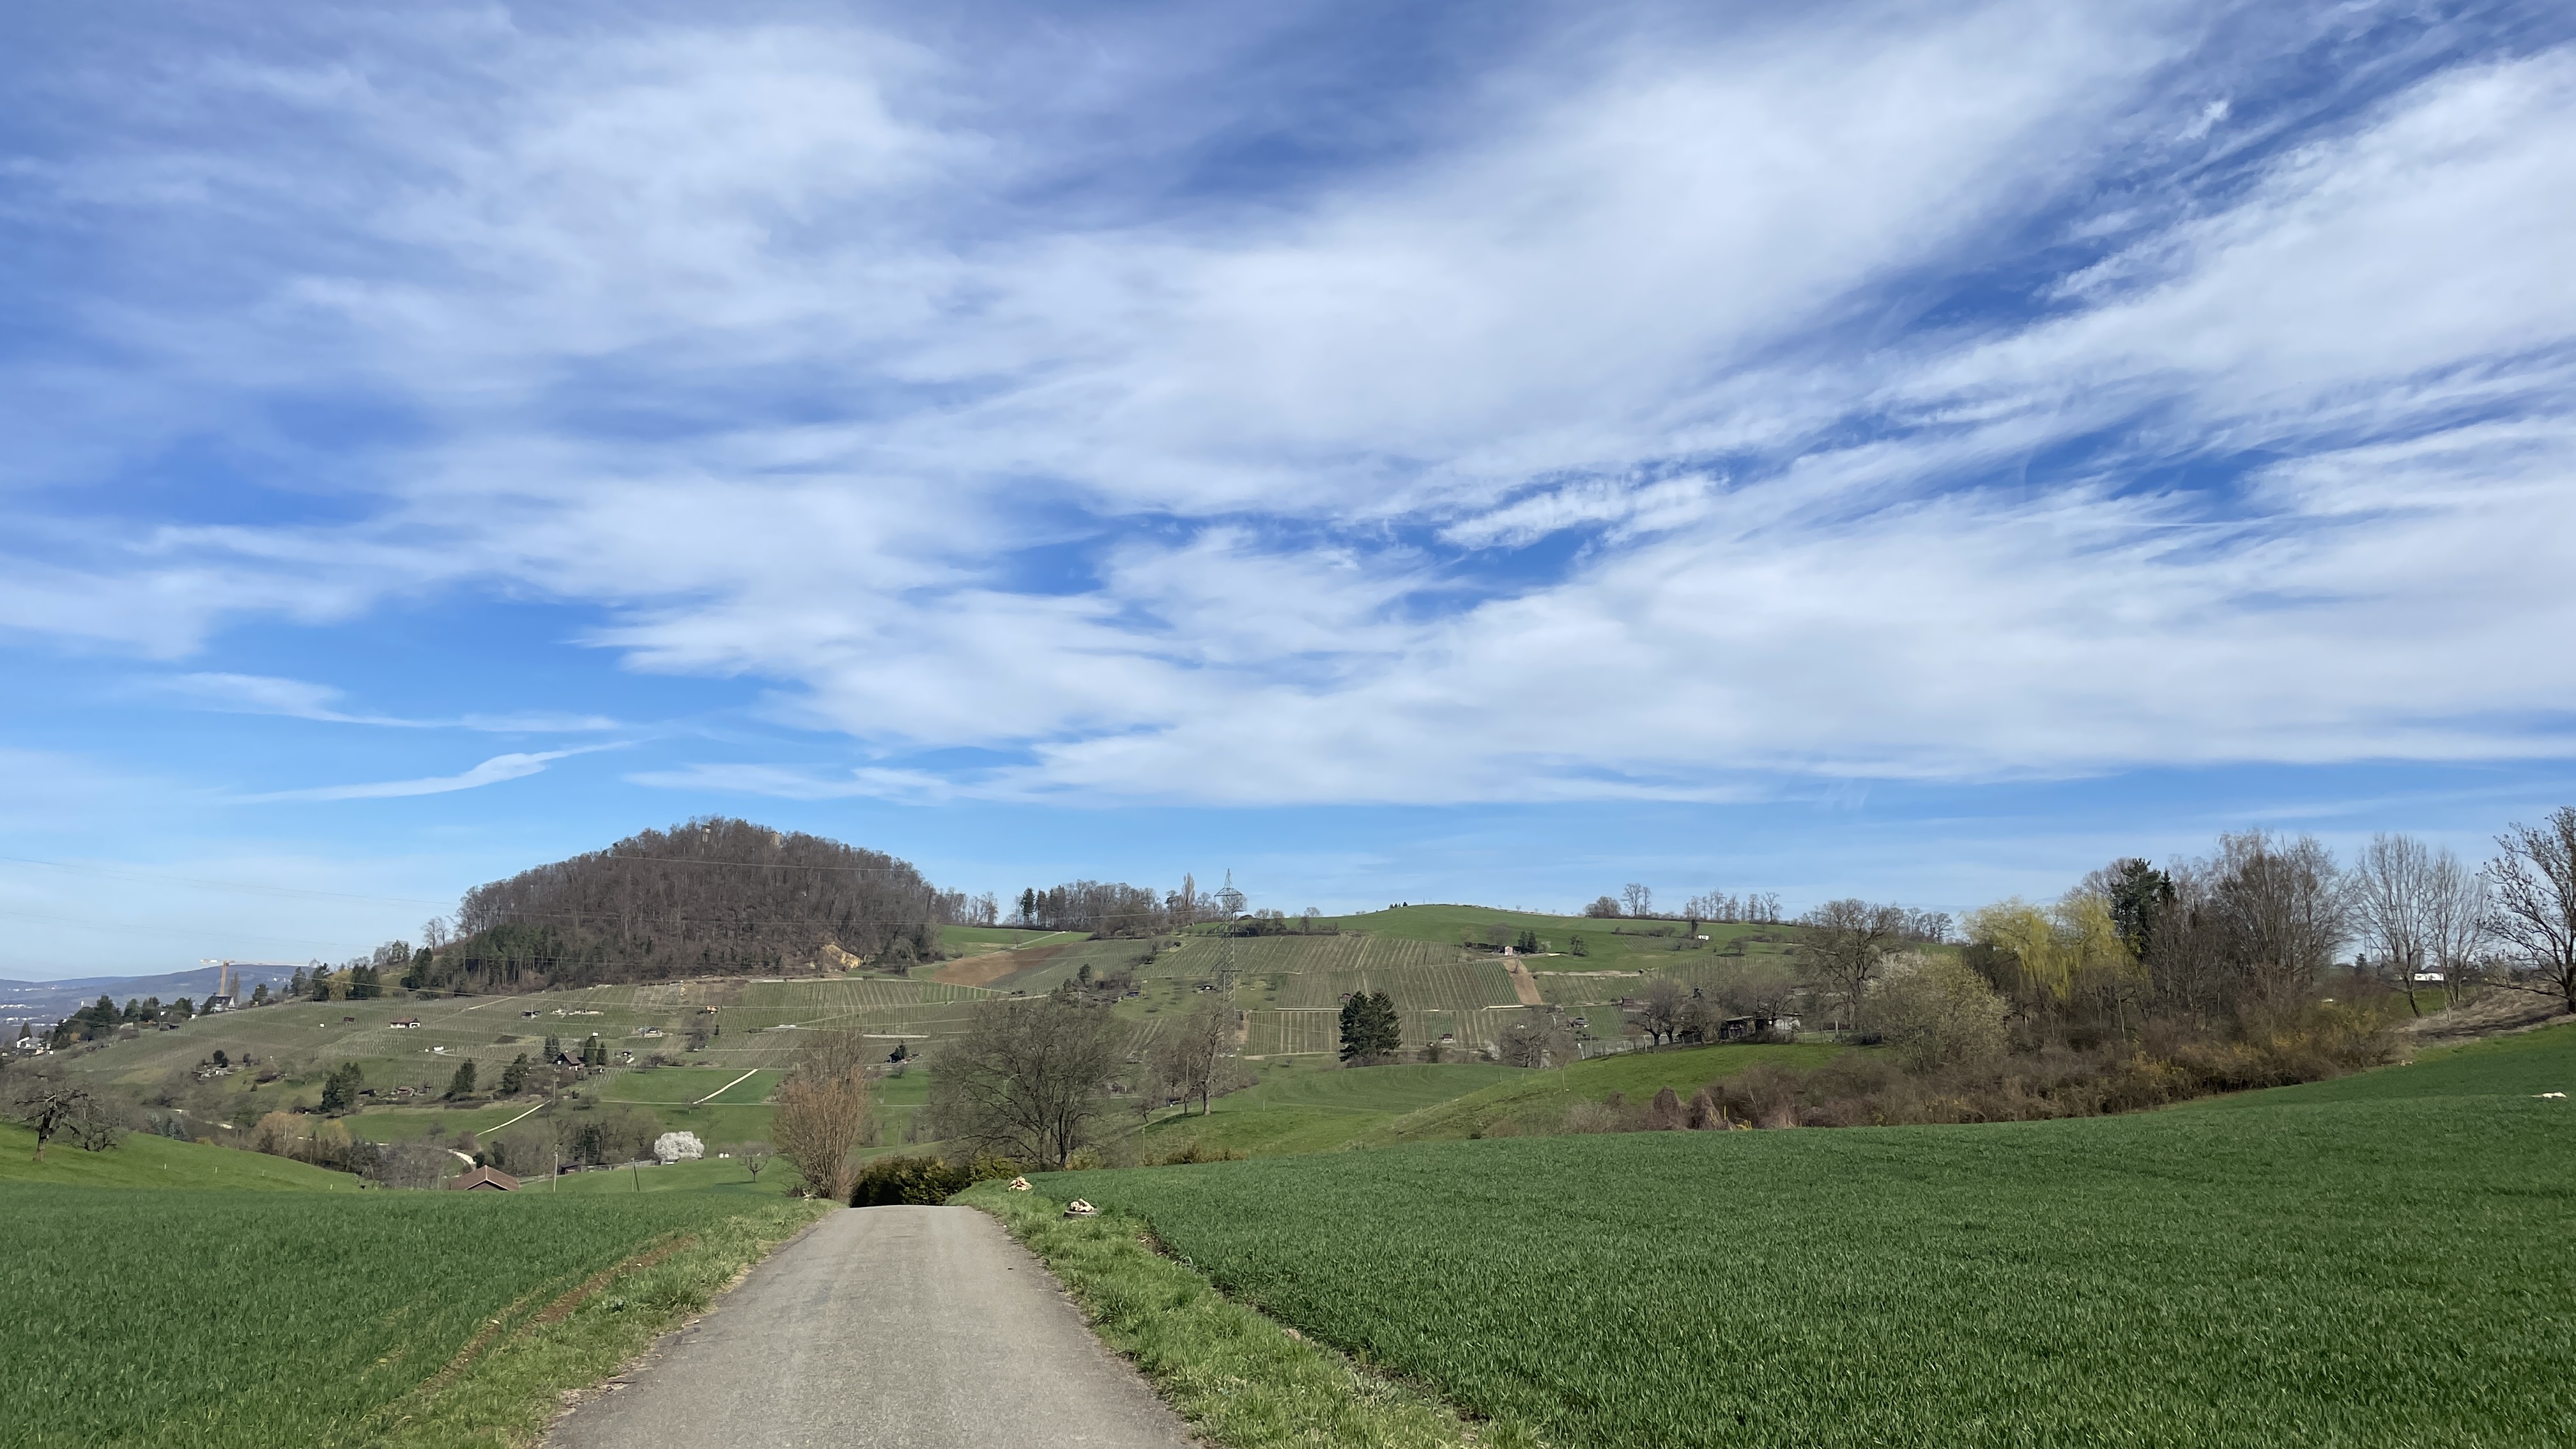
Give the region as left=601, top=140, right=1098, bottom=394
left=546, top=1205, right=1197, bottom=1449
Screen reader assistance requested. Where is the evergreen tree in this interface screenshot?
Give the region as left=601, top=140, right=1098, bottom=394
left=1338, top=990, right=1402, bottom=1062
left=288, top=969, right=307, bottom=999
left=250, top=983, right=270, bottom=1006
left=445, top=1059, right=478, bottom=1099
left=542, top=1034, right=562, bottom=1060
left=319, top=1061, right=365, bottom=1114
left=499, top=1054, right=528, bottom=1096
left=307, top=969, right=334, bottom=1002
left=583, top=1034, right=606, bottom=1068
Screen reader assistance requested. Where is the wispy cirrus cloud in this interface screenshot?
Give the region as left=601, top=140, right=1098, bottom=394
left=238, top=748, right=611, bottom=803
left=3, top=0, right=2573, bottom=809
left=157, top=673, right=619, bottom=733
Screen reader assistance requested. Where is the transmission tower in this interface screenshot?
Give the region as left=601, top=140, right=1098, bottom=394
left=1215, top=870, right=1248, bottom=993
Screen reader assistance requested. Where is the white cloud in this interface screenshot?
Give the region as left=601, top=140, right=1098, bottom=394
left=156, top=672, right=619, bottom=732
left=6, top=6, right=2575, bottom=805
left=240, top=749, right=597, bottom=802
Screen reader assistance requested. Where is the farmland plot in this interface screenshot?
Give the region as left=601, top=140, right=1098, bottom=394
left=0, top=1187, right=822, bottom=1448
left=1042, top=1077, right=2576, bottom=1448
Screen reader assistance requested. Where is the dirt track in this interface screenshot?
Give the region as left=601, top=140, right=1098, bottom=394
left=546, top=1206, right=1193, bottom=1448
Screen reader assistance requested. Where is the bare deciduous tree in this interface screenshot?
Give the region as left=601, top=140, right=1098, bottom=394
left=772, top=1032, right=873, bottom=1201
left=2353, top=834, right=2438, bottom=1015
left=1631, top=977, right=1687, bottom=1046
left=1621, top=883, right=1653, bottom=918
left=1797, top=899, right=1909, bottom=1036
left=924, top=997, right=1123, bottom=1169
left=2487, top=808, right=2576, bottom=1013
left=2425, top=853, right=2490, bottom=1009
left=1147, top=997, right=1247, bottom=1116
left=1498, top=1010, right=1579, bottom=1068
left=3, top=1065, right=118, bottom=1162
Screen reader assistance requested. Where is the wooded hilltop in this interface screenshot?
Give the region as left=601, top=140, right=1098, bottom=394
left=403, top=817, right=963, bottom=993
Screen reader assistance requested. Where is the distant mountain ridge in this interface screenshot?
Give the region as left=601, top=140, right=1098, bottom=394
left=0, top=965, right=300, bottom=1025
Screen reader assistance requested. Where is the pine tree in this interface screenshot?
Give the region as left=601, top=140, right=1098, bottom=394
left=1338, top=990, right=1402, bottom=1062
left=445, top=1059, right=478, bottom=1099
left=499, top=1054, right=528, bottom=1096
left=542, top=1034, right=562, bottom=1060
left=319, top=1061, right=365, bottom=1114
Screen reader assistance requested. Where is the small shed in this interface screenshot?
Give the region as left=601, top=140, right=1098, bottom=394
left=449, top=1165, right=521, bottom=1192
left=388, top=1017, right=421, bottom=1029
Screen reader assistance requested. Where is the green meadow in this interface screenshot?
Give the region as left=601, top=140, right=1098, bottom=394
left=1034, top=1025, right=2576, bottom=1448
left=0, top=1173, right=823, bottom=1448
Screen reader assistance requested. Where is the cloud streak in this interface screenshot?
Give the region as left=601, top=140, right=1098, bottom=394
left=4, top=1, right=2574, bottom=805
left=239, top=749, right=604, bottom=803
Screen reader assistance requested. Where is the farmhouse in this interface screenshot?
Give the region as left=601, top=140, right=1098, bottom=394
left=448, top=1166, right=520, bottom=1192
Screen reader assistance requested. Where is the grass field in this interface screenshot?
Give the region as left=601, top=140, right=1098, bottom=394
left=1359, top=1039, right=1841, bottom=1144
left=1036, top=1027, right=2576, bottom=1448
left=0, top=1122, right=360, bottom=1190
left=1140, top=1061, right=1524, bottom=1158
left=0, top=1184, right=826, bottom=1448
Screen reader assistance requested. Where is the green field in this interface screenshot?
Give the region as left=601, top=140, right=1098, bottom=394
left=1037, top=1027, right=2576, bottom=1447
left=1355, top=1039, right=1841, bottom=1144
left=0, top=1122, right=361, bottom=1190
left=1139, top=1061, right=1524, bottom=1158
left=0, top=1183, right=824, bottom=1448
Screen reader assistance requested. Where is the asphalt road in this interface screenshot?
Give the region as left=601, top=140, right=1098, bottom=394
left=546, top=1204, right=1198, bottom=1448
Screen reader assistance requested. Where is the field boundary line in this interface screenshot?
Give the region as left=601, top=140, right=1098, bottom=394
left=693, top=1069, right=760, bottom=1105
left=487, top=1100, right=548, bottom=1133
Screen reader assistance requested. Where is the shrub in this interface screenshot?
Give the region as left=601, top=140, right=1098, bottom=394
left=1144, top=1137, right=1248, bottom=1166
left=852, top=1154, right=969, bottom=1206
left=850, top=1152, right=1023, bottom=1206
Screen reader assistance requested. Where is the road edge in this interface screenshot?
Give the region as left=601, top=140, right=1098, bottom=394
left=956, top=1183, right=1545, bottom=1449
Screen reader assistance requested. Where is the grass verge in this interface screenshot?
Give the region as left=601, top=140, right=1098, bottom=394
left=957, top=1181, right=1543, bottom=1449
left=367, top=1197, right=831, bottom=1446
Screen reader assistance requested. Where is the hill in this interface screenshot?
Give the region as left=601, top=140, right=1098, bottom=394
left=416, top=816, right=954, bottom=993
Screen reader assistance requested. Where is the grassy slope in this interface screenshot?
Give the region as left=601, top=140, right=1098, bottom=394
left=0, top=1184, right=826, bottom=1448
left=1139, top=1061, right=1524, bottom=1158
left=1360, top=1040, right=1842, bottom=1144
left=1034, top=1030, right=2576, bottom=1449
left=0, top=1121, right=360, bottom=1190
left=2186, top=1018, right=2576, bottom=1107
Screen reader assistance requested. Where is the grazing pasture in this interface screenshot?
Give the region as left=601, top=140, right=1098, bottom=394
left=1041, top=1036, right=2576, bottom=1448
left=0, top=1184, right=822, bottom=1448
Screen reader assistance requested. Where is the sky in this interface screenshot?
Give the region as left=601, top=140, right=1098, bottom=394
left=4, top=0, right=2575, bottom=977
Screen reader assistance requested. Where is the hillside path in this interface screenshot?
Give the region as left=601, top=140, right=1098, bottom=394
left=545, top=1205, right=1197, bottom=1449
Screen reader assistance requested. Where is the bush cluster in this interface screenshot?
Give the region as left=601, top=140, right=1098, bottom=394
left=1571, top=1006, right=2400, bottom=1133
left=849, top=1152, right=1023, bottom=1206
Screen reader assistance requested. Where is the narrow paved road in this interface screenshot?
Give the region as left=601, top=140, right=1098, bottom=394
left=547, top=1205, right=1197, bottom=1448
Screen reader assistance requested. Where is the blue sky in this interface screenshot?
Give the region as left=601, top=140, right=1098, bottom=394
left=6, top=0, right=2575, bottom=977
